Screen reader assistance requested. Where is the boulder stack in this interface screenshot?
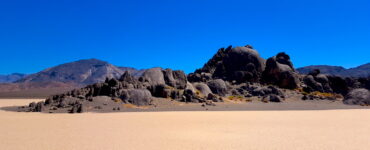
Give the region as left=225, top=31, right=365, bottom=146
left=262, top=52, right=300, bottom=89
left=189, top=45, right=265, bottom=83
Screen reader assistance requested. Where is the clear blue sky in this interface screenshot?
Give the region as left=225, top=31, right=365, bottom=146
left=0, top=0, right=369, bottom=74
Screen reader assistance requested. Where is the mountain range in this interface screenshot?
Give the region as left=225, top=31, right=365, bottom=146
left=0, top=59, right=145, bottom=97
left=0, top=73, right=28, bottom=83
left=296, top=63, right=370, bottom=78
left=0, top=57, right=369, bottom=98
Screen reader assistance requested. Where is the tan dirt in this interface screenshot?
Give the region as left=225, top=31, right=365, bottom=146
left=1, top=99, right=370, bottom=150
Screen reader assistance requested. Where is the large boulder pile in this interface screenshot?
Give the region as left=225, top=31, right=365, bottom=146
left=22, top=44, right=370, bottom=113
left=301, top=69, right=354, bottom=95
left=25, top=68, right=190, bottom=113
left=189, top=45, right=265, bottom=83
left=302, top=69, right=333, bottom=93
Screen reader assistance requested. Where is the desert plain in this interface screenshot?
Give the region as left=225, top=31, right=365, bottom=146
left=1, top=99, right=370, bottom=150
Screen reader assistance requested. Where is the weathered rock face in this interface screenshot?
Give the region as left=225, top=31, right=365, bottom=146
left=303, top=69, right=333, bottom=93
left=343, top=88, right=370, bottom=105
left=193, top=83, right=213, bottom=97
left=120, top=89, right=152, bottom=106
left=357, top=77, right=370, bottom=90
left=190, top=45, right=265, bottom=83
left=163, top=69, right=187, bottom=89
left=262, top=52, right=300, bottom=89
left=207, top=79, right=229, bottom=96
left=140, top=68, right=166, bottom=86
left=21, top=44, right=370, bottom=113
left=22, top=66, right=193, bottom=113
left=246, top=85, right=284, bottom=97
left=327, top=76, right=350, bottom=95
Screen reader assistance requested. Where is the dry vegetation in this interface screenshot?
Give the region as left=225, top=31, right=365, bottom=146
left=227, top=95, right=252, bottom=102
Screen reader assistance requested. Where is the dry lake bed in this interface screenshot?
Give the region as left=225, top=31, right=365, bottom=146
left=1, top=99, right=370, bottom=150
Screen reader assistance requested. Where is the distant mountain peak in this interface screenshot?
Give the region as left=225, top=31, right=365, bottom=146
left=297, top=63, right=370, bottom=77
left=15, top=58, right=136, bottom=85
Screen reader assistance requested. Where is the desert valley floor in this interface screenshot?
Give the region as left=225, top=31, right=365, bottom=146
left=1, top=99, right=370, bottom=150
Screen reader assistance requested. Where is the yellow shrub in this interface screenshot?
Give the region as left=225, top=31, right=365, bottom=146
left=113, top=98, right=122, bottom=103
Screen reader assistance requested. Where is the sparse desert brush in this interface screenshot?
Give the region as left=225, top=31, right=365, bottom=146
left=122, top=103, right=138, bottom=108
left=123, top=103, right=149, bottom=109
left=164, top=85, right=174, bottom=89
left=309, top=91, right=342, bottom=100
left=195, top=90, right=200, bottom=95
left=295, top=88, right=304, bottom=93
left=228, top=96, right=235, bottom=100
left=113, top=98, right=122, bottom=103
left=228, top=95, right=245, bottom=101
left=296, top=88, right=309, bottom=95
left=195, top=90, right=205, bottom=98
left=311, top=91, right=334, bottom=97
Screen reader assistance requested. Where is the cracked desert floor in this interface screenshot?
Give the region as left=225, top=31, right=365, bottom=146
left=1, top=99, right=370, bottom=150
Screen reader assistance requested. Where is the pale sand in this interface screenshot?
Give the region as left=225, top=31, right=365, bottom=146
left=1, top=99, right=370, bottom=150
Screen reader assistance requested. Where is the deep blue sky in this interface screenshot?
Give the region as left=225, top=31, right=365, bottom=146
left=0, top=0, right=369, bottom=74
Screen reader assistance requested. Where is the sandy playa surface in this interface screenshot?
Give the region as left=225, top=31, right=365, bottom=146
left=1, top=99, right=370, bottom=150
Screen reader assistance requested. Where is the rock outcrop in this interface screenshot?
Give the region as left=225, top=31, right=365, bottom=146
left=262, top=52, right=300, bottom=89
left=343, top=88, right=370, bottom=105
left=18, top=44, right=370, bottom=113
left=189, top=45, right=265, bottom=83
left=207, top=79, right=229, bottom=96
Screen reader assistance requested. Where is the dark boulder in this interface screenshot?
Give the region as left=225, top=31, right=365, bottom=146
left=193, top=83, right=213, bottom=97
left=262, top=52, right=299, bottom=89
left=303, top=72, right=333, bottom=93
left=148, top=84, right=174, bottom=98
left=172, top=70, right=187, bottom=89
left=207, top=79, right=228, bottom=96
left=207, top=93, right=222, bottom=102
left=163, top=69, right=187, bottom=89
left=140, top=68, right=166, bottom=86
left=303, top=75, right=324, bottom=92
left=119, top=71, right=141, bottom=89
left=275, top=52, right=294, bottom=69
left=163, top=69, right=176, bottom=87
left=183, top=89, right=195, bottom=103
left=250, top=86, right=284, bottom=97
left=34, top=102, right=45, bottom=112
left=70, top=103, right=84, bottom=113
left=120, top=89, right=152, bottom=106
left=262, top=94, right=282, bottom=103
left=327, top=76, right=350, bottom=95
left=187, top=72, right=212, bottom=82
left=191, top=45, right=265, bottom=83
left=343, top=88, right=370, bottom=105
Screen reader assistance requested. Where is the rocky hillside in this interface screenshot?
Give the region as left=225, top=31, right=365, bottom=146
left=0, top=59, right=146, bottom=97
left=17, top=44, right=370, bottom=113
left=297, top=63, right=370, bottom=77
left=16, top=59, right=126, bottom=85
left=0, top=73, right=27, bottom=83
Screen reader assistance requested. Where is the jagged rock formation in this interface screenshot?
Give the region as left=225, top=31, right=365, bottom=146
left=189, top=45, right=265, bottom=83
left=207, top=79, right=229, bottom=96
left=303, top=69, right=333, bottom=93
left=18, top=44, right=370, bottom=113
left=24, top=67, right=189, bottom=113
left=262, top=52, right=300, bottom=89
